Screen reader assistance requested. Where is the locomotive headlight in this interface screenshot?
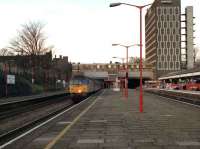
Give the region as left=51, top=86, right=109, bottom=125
left=78, top=89, right=82, bottom=93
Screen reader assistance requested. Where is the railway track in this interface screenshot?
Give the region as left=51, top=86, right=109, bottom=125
left=0, top=91, right=100, bottom=147
left=0, top=103, right=72, bottom=146
left=0, top=93, right=68, bottom=120
left=0, top=93, right=72, bottom=145
left=0, top=95, right=68, bottom=120
left=145, top=89, right=200, bottom=107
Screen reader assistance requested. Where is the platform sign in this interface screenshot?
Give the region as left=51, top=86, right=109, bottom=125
left=7, top=75, right=15, bottom=84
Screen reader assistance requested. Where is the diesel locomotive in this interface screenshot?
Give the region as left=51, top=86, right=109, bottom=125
left=68, top=75, right=101, bottom=102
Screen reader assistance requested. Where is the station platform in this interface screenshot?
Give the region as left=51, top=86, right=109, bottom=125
left=145, top=88, right=200, bottom=95
left=15, top=89, right=200, bottom=149
left=0, top=90, right=66, bottom=105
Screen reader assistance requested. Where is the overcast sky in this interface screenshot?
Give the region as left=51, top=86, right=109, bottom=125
left=0, top=0, right=199, bottom=63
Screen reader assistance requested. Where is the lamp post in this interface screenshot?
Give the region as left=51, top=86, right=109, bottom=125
left=110, top=2, right=151, bottom=112
left=112, top=56, right=134, bottom=97
left=112, top=44, right=140, bottom=98
left=112, top=56, right=125, bottom=97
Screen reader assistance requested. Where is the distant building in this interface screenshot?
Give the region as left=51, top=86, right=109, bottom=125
left=0, top=52, right=72, bottom=82
left=52, top=55, right=72, bottom=81
left=145, top=0, right=181, bottom=78
left=0, top=51, right=52, bottom=74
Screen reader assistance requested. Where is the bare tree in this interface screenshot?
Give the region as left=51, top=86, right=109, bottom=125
left=129, top=57, right=145, bottom=65
left=9, top=21, right=53, bottom=56
left=7, top=21, right=54, bottom=85
left=0, top=48, right=14, bottom=56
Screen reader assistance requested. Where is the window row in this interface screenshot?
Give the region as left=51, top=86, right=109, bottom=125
left=157, top=61, right=180, bottom=70
left=158, top=54, right=180, bottom=62
left=158, top=28, right=179, bottom=36
left=158, top=41, right=180, bottom=49
left=157, top=34, right=180, bottom=42
left=157, top=21, right=180, bottom=28
left=157, top=48, right=180, bottom=55
left=157, top=7, right=179, bottom=15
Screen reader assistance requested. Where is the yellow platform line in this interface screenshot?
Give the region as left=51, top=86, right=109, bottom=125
left=44, top=93, right=102, bottom=149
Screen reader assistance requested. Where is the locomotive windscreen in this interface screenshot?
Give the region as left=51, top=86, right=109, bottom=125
left=70, top=76, right=89, bottom=85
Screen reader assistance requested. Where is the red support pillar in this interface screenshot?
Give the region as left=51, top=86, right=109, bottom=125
left=139, top=8, right=143, bottom=113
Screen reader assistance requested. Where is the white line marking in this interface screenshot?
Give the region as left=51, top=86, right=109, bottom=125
left=57, top=122, right=72, bottom=125
left=160, top=114, right=175, bottom=117
left=89, top=120, right=107, bottom=123
left=77, top=139, right=104, bottom=144
left=134, top=139, right=154, bottom=143
left=33, top=137, right=55, bottom=142
left=0, top=91, right=103, bottom=149
left=176, top=141, right=200, bottom=146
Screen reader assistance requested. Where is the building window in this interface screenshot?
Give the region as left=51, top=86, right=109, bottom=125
left=161, top=15, right=164, bottom=21
left=173, top=15, right=175, bottom=21
left=158, top=49, right=161, bottom=55
left=164, top=22, right=167, bottom=28
left=170, top=8, right=172, bottom=14
left=173, top=42, right=176, bottom=48
left=176, top=22, right=179, bottom=28
left=167, top=42, right=170, bottom=48
left=167, top=28, right=170, bottom=34
left=175, top=8, right=179, bottom=14
left=164, top=35, right=167, bottom=41
left=158, top=8, right=161, bottom=14
left=170, top=35, right=173, bottom=41
left=161, top=55, right=164, bottom=61
left=167, top=55, right=170, bottom=61
left=170, top=22, right=173, bottom=28
left=159, top=62, right=162, bottom=68
left=170, top=48, right=173, bottom=54
left=173, top=29, right=176, bottom=34
left=164, top=48, right=167, bottom=55
left=173, top=55, right=176, bottom=61
left=164, top=8, right=167, bottom=14
left=161, top=28, right=164, bottom=34
left=161, top=42, right=164, bottom=48
left=176, top=62, right=179, bottom=69
left=158, top=35, right=161, bottom=41
left=167, top=15, right=169, bottom=21
left=176, top=49, right=179, bottom=55
left=176, top=35, right=179, bottom=41
left=170, top=62, right=173, bottom=69
left=158, top=22, right=161, bottom=28
left=164, top=62, right=167, bottom=69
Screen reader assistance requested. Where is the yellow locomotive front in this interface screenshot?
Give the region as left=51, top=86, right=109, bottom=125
left=69, top=84, right=88, bottom=94
left=69, top=77, right=89, bottom=96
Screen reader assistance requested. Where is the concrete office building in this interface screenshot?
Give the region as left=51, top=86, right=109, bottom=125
left=185, top=6, right=194, bottom=69
left=145, top=0, right=181, bottom=78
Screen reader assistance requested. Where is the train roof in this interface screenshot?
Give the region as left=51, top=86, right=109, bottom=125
left=71, top=74, right=94, bottom=80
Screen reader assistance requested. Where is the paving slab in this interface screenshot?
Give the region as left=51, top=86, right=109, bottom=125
left=25, top=89, right=200, bottom=149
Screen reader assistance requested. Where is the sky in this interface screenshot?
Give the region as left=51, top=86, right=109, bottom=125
left=0, top=0, right=199, bottom=63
